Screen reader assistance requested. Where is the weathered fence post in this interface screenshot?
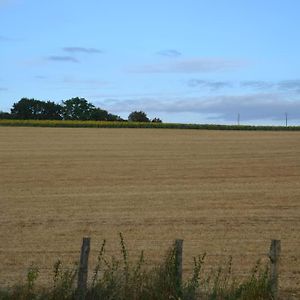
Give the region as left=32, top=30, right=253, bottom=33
left=76, top=237, right=91, bottom=300
left=174, top=239, right=183, bottom=296
left=269, top=239, right=281, bottom=300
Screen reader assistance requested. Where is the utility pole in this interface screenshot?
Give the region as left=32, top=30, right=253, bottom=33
left=237, top=113, right=240, bottom=126
left=285, top=112, right=288, bottom=127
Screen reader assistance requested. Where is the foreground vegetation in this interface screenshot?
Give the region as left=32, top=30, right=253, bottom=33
left=0, top=234, right=272, bottom=300
left=0, top=118, right=300, bottom=130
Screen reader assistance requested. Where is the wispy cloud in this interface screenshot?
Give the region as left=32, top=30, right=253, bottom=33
left=63, top=47, right=103, bottom=54
left=278, top=80, right=300, bottom=93
left=35, top=75, right=47, bottom=79
left=0, top=34, right=20, bottom=42
left=240, top=80, right=300, bottom=93
left=188, top=79, right=300, bottom=93
left=194, top=94, right=300, bottom=121
left=0, top=35, right=11, bottom=41
left=46, top=56, right=79, bottom=63
left=130, top=58, right=246, bottom=73
left=240, top=80, right=274, bottom=89
left=97, top=93, right=300, bottom=122
left=0, top=87, right=8, bottom=91
left=187, top=79, right=232, bottom=90
left=157, top=49, right=182, bottom=58
left=63, top=77, right=107, bottom=87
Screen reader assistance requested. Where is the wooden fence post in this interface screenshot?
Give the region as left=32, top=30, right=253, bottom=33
left=76, top=237, right=91, bottom=300
left=269, top=239, right=281, bottom=300
left=174, top=239, right=183, bottom=296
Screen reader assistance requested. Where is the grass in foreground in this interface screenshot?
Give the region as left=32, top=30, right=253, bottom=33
left=0, top=234, right=272, bottom=300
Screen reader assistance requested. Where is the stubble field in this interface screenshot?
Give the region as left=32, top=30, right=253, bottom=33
left=0, top=127, right=299, bottom=294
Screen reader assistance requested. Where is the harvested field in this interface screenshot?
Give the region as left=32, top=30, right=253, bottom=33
left=0, top=127, right=299, bottom=295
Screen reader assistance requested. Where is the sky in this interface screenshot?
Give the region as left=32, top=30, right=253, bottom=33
left=1, top=0, right=300, bottom=125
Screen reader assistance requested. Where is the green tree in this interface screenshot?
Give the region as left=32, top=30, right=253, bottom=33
left=9, top=97, right=123, bottom=121
left=0, top=111, right=11, bottom=119
left=128, top=111, right=150, bottom=122
left=90, top=108, right=109, bottom=121
left=151, top=117, right=162, bottom=123
left=11, top=98, right=62, bottom=120
left=42, top=101, right=62, bottom=120
left=61, top=97, right=95, bottom=120
left=90, top=108, right=123, bottom=121
left=107, top=113, right=124, bottom=121
left=11, top=98, right=37, bottom=119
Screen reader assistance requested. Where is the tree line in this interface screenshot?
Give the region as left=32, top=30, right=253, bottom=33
left=0, top=97, right=162, bottom=123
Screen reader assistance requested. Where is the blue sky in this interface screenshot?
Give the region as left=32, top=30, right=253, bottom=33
left=1, top=0, right=300, bottom=124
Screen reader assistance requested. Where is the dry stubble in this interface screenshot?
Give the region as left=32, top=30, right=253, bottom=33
left=0, top=127, right=299, bottom=293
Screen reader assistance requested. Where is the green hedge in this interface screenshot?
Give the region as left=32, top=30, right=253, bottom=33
left=0, top=119, right=299, bottom=131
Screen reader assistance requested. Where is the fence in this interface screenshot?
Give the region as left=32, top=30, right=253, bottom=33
left=74, top=237, right=281, bottom=300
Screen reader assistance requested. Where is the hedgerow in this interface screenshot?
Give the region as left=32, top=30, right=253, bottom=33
left=0, top=119, right=299, bottom=131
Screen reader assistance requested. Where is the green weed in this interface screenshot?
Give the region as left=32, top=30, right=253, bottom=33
left=0, top=236, right=274, bottom=300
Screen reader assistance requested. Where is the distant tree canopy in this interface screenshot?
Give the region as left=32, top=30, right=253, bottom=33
left=89, top=107, right=123, bottom=121
left=151, top=117, right=162, bottom=123
left=62, top=97, right=95, bottom=120
left=11, top=98, right=62, bottom=120
left=128, top=111, right=162, bottom=123
left=1, top=97, right=162, bottom=122
left=0, top=111, right=12, bottom=119
left=5, top=97, right=124, bottom=121
left=128, top=111, right=150, bottom=122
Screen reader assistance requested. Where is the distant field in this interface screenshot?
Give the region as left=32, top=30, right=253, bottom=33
left=0, top=127, right=299, bottom=295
